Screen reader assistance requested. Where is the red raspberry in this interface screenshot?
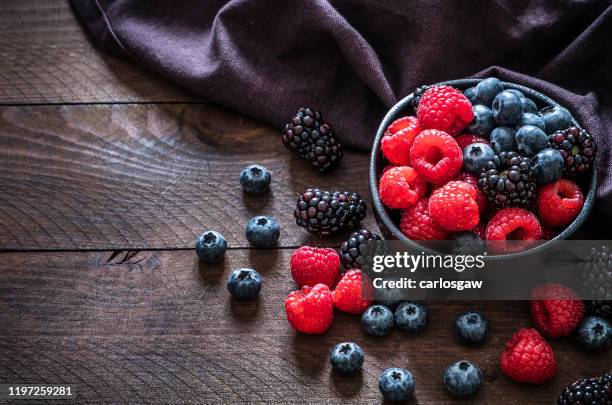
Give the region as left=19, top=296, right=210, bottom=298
left=500, top=328, right=557, bottom=384
left=417, top=85, right=474, bottom=136
left=428, top=181, right=480, bottom=231
left=379, top=166, right=427, bottom=209
left=290, top=246, right=340, bottom=288
left=530, top=283, right=584, bottom=338
left=537, top=179, right=584, bottom=227
left=410, top=129, right=463, bottom=185
left=381, top=116, right=420, bottom=165
left=332, top=269, right=373, bottom=314
left=285, top=283, right=334, bottom=334
left=455, top=134, right=490, bottom=150
left=457, top=172, right=487, bottom=214
left=485, top=208, right=542, bottom=253
left=400, top=198, right=450, bottom=240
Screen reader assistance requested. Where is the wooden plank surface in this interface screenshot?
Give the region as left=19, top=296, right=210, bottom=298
left=0, top=103, right=376, bottom=250
left=1, top=250, right=609, bottom=404
left=0, top=0, right=198, bottom=104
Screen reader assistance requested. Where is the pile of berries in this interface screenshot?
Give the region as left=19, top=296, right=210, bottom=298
left=378, top=78, right=597, bottom=252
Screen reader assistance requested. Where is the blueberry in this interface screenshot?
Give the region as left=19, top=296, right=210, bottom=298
left=240, top=164, right=271, bottom=194
left=464, top=87, right=476, bottom=103
left=473, top=78, right=504, bottom=107
left=395, top=301, right=427, bottom=332
left=452, top=232, right=484, bottom=255
left=490, top=127, right=517, bottom=153
left=443, top=360, right=483, bottom=397
left=227, top=268, right=262, bottom=300
left=516, top=113, right=545, bottom=131
left=492, top=91, right=524, bottom=126
left=504, top=89, right=524, bottom=99
left=467, top=105, right=495, bottom=137
left=576, top=316, right=611, bottom=352
left=463, top=143, right=495, bottom=174
left=195, top=230, right=227, bottom=263
left=521, top=97, right=538, bottom=113
left=540, top=105, right=572, bottom=134
left=378, top=367, right=415, bottom=402
left=245, top=216, right=280, bottom=247
left=455, top=311, right=489, bottom=346
left=374, top=285, right=404, bottom=310
left=516, top=125, right=550, bottom=157
left=361, top=305, right=394, bottom=337
left=329, top=342, right=364, bottom=375
left=531, top=148, right=564, bottom=184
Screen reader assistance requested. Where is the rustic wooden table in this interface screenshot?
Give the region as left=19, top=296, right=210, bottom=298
left=0, top=1, right=609, bottom=404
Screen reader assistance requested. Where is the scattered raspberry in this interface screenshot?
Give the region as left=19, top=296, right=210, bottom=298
left=537, top=179, right=584, bottom=227
left=455, top=134, right=490, bottom=150
left=410, top=129, right=463, bottom=185
left=332, top=269, right=373, bottom=314
left=400, top=198, right=450, bottom=240
left=417, top=85, right=474, bottom=136
left=500, top=328, right=557, bottom=384
left=457, top=172, right=487, bottom=214
left=428, top=181, right=480, bottom=231
left=530, top=283, right=584, bottom=338
left=290, top=246, right=340, bottom=288
left=379, top=166, right=427, bottom=209
left=486, top=208, right=542, bottom=253
left=381, top=116, right=420, bottom=165
left=285, top=283, right=334, bottom=334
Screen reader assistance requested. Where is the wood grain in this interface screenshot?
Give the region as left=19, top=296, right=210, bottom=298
left=0, top=250, right=609, bottom=404
left=0, top=103, right=376, bottom=250
left=0, top=0, right=198, bottom=104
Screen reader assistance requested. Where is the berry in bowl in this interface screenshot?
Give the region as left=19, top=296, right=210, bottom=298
left=369, top=78, right=597, bottom=257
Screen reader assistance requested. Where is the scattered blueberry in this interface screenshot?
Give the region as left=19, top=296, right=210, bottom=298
left=492, top=90, right=524, bottom=126
left=443, top=360, right=483, bottom=397
left=329, top=342, right=364, bottom=375
left=240, top=164, right=271, bottom=194
left=195, top=230, right=227, bottom=263
left=467, top=105, right=495, bottom=137
left=576, top=315, right=611, bottom=352
left=516, top=125, right=550, bottom=157
left=463, top=143, right=495, bottom=174
left=516, top=113, right=545, bottom=131
left=245, top=216, right=280, bottom=247
left=490, top=127, right=517, bottom=153
left=473, top=78, right=504, bottom=107
left=521, top=97, right=538, bottom=114
left=378, top=367, right=415, bottom=402
left=455, top=311, right=489, bottom=346
left=540, top=105, right=572, bottom=134
left=531, top=148, right=564, bottom=184
left=395, top=301, right=427, bottom=332
left=361, top=305, right=394, bottom=337
left=227, top=268, right=262, bottom=300
left=464, top=87, right=476, bottom=103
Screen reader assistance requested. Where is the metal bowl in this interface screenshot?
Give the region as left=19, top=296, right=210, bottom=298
left=369, top=79, right=597, bottom=260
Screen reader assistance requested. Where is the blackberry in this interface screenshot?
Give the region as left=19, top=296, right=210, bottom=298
left=294, top=188, right=366, bottom=236
left=478, top=151, right=536, bottom=208
left=558, top=373, right=611, bottom=405
left=282, top=108, right=343, bottom=172
left=581, top=245, right=612, bottom=309
left=411, top=85, right=430, bottom=113
left=340, top=229, right=381, bottom=269
left=549, top=126, right=597, bottom=175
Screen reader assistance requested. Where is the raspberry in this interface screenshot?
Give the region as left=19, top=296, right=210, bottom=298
left=537, top=179, right=584, bottom=227
left=530, top=283, right=584, bottom=338
left=455, top=134, right=490, bottom=150
left=485, top=208, right=542, bottom=253
left=379, top=166, right=427, bottom=209
left=417, top=85, right=474, bottom=136
left=400, top=198, right=450, bottom=240
left=428, top=181, right=480, bottom=231
left=290, top=246, right=340, bottom=288
left=500, top=328, right=557, bottom=384
left=381, top=116, right=420, bottom=165
left=332, top=269, right=373, bottom=314
left=410, top=129, right=463, bottom=185
left=457, top=172, right=487, bottom=214
left=285, top=283, right=334, bottom=334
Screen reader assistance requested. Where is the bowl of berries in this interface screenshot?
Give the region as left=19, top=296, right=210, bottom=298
left=369, top=78, right=597, bottom=257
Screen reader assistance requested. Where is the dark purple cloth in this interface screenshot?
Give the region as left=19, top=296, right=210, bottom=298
left=71, top=0, right=612, bottom=221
